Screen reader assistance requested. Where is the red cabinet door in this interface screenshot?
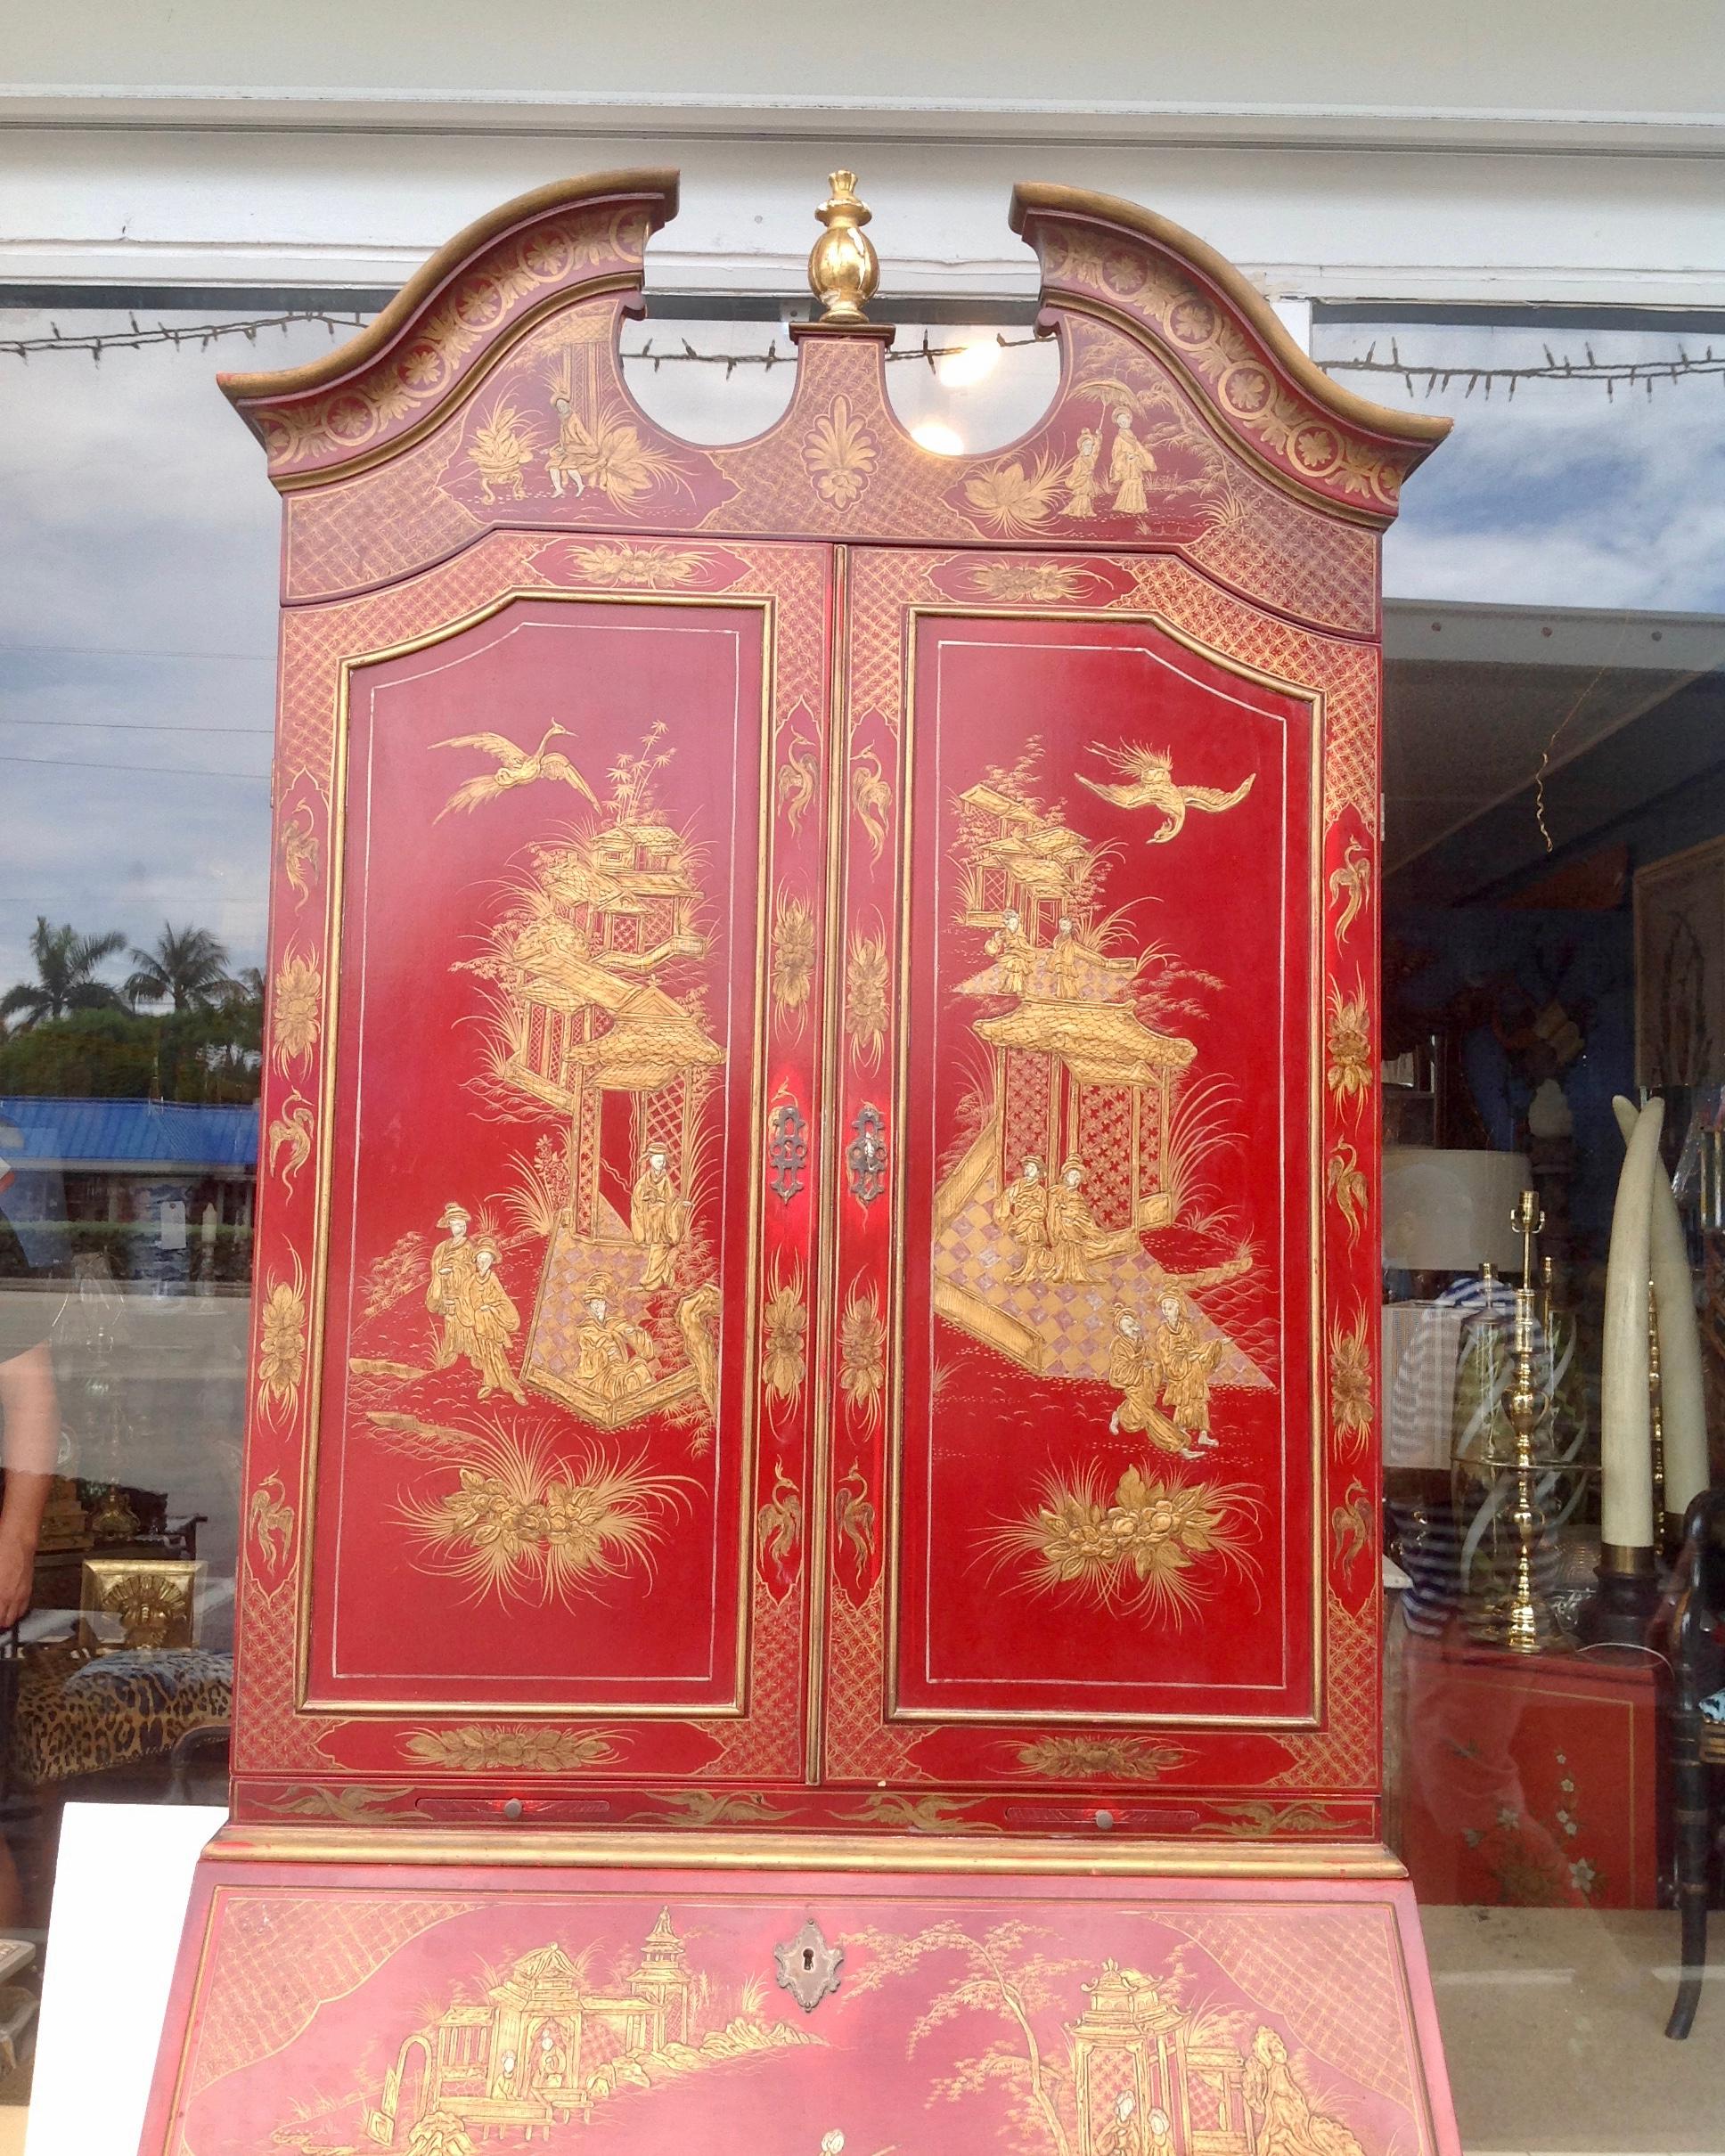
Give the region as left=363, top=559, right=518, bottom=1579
left=819, top=549, right=1378, bottom=1836
left=238, top=545, right=838, bottom=1820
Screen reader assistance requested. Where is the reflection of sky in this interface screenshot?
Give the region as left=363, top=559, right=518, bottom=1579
left=0, top=311, right=349, bottom=996
left=1312, top=321, right=1725, bottom=613
left=7, top=307, right=1721, bottom=1001
left=623, top=318, right=1059, bottom=451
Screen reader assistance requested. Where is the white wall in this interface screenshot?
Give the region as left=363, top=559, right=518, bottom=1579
left=7, top=0, right=1723, bottom=130
left=2, top=3, right=1722, bottom=308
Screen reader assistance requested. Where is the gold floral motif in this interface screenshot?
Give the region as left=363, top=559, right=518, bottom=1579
left=984, top=1464, right=1261, bottom=1623
left=258, top=1267, right=307, bottom=1421
left=1327, top=1140, right=1367, bottom=1245
left=960, top=453, right=1063, bottom=536
left=467, top=398, right=540, bottom=502
left=770, top=887, right=816, bottom=1033
left=845, top=927, right=890, bottom=1073
left=838, top=1282, right=887, bottom=1435
left=397, top=1426, right=687, bottom=1607
left=1328, top=836, right=1371, bottom=944
left=266, top=1096, right=314, bottom=1190
left=1325, top=982, right=1371, bottom=1109
left=1015, top=1734, right=1191, bottom=1779
left=270, top=948, right=322, bottom=1071
left=965, top=559, right=1093, bottom=605
left=760, top=1258, right=807, bottom=1410
left=563, top=541, right=711, bottom=588
left=834, top=1460, right=876, bottom=1565
left=1213, top=1801, right=1355, bottom=1835
left=1328, top=1315, right=1373, bottom=1449
left=802, top=394, right=877, bottom=510
left=247, top=1473, right=294, bottom=1573
left=402, top=1725, right=621, bottom=1773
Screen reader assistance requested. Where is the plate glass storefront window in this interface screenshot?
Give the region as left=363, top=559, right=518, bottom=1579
left=0, top=296, right=1722, bottom=2143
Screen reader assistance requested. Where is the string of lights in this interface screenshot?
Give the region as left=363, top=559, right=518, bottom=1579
left=0, top=310, right=368, bottom=361
left=1328, top=337, right=1725, bottom=401
left=3, top=310, right=1721, bottom=403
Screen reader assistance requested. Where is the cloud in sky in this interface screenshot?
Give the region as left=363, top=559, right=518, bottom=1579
left=1314, top=321, right=1725, bottom=614
left=0, top=309, right=344, bottom=995
left=4, top=306, right=1722, bottom=1005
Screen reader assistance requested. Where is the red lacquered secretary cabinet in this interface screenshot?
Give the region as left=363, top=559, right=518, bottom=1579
left=143, top=170, right=1459, bottom=2156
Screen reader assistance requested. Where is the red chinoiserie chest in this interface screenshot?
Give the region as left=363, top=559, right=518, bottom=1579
left=143, top=169, right=1458, bottom=2156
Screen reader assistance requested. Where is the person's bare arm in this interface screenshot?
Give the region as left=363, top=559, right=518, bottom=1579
left=0, top=1340, right=57, bottom=1627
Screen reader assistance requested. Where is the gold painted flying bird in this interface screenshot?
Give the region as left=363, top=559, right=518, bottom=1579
left=434, top=723, right=601, bottom=820
left=1077, top=745, right=1255, bottom=843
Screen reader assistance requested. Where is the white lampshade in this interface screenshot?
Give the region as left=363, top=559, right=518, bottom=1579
left=1382, top=1147, right=1533, bottom=1274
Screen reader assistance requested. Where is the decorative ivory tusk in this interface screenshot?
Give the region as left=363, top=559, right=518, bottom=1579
left=1601, top=1095, right=1665, bottom=1551
left=1613, top=1096, right=1709, bottom=1517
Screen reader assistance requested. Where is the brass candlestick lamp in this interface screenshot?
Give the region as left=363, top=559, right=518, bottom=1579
left=1471, top=1189, right=1568, bottom=1654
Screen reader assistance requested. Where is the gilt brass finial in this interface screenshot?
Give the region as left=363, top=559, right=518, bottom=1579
left=808, top=170, right=879, bottom=325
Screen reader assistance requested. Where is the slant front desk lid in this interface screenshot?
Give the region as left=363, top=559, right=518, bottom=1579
left=144, top=1849, right=1458, bottom=2156
left=210, top=166, right=1442, bottom=1848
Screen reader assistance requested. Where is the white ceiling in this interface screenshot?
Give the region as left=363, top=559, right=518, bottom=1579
left=1384, top=600, right=1725, bottom=878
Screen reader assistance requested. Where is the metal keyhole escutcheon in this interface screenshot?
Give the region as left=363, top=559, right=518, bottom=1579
left=774, top=1915, right=843, bottom=2012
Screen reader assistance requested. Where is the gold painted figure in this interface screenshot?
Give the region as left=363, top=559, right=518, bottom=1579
left=1107, top=1308, right=1190, bottom=1455
left=984, top=906, right=1035, bottom=995
left=1102, top=2091, right=1144, bottom=2156
left=1107, top=407, right=1157, bottom=513
left=631, top=1145, right=687, bottom=1290
left=426, top=1203, right=479, bottom=1368
left=574, top=1289, right=658, bottom=1404
left=1048, top=1157, right=1108, bottom=1284
left=455, top=1237, right=528, bottom=1404
left=1061, top=425, right=1102, bottom=518
left=1156, top=1289, right=1222, bottom=1450
left=994, top=1156, right=1052, bottom=1284
left=1244, top=2026, right=1366, bottom=2156
left=545, top=393, right=600, bottom=497
left=1049, top=913, right=1081, bottom=998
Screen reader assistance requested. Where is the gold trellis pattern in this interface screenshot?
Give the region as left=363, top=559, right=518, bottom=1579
left=187, top=1892, right=479, bottom=2099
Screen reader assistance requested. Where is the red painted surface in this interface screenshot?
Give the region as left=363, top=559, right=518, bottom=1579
left=142, top=1858, right=1461, bottom=2156
left=1401, top=1632, right=1663, bottom=1909
left=224, top=177, right=1420, bottom=1834
left=894, top=615, right=1315, bottom=1721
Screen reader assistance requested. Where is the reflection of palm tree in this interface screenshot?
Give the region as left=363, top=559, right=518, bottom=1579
left=0, top=916, right=125, bottom=1028
left=126, top=921, right=235, bottom=1010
